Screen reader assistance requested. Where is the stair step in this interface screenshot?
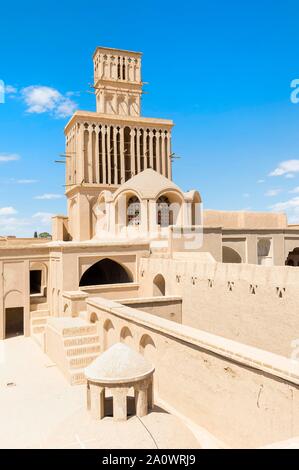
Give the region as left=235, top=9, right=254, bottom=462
left=31, top=317, right=48, bottom=326
left=32, top=325, right=45, bottom=334
left=66, top=344, right=100, bottom=357
left=64, top=335, right=99, bottom=347
left=62, top=325, right=97, bottom=337
left=30, top=309, right=49, bottom=318
left=70, top=370, right=87, bottom=385
left=68, top=353, right=99, bottom=369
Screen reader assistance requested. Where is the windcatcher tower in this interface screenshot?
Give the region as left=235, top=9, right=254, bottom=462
left=63, top=46, right=174, bottom=240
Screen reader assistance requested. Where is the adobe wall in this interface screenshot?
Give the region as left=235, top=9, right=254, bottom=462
left=86, top=296, right=299, bottom=448
left=139, top=257, right=299, bottom=357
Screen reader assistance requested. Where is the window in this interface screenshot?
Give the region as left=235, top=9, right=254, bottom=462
left=127, top=196, right=141, bottom=226
left=157, top=196, right=171, bottom=227
left=30, top=270, right=42, bottom=294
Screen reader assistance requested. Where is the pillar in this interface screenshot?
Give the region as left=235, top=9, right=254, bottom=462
left=95, top=127, right=100, bottom=183
left=148, top=378, right=154, bottom=410
left=107, top=125, right=111, bottom=184
left=166, top=132, right=172, bottom=179
left=130, top=128, right=136, bottom=176
left=111, top=387, right=128, bottom=421
left=89, top=383, right=105, bottom=420
left=120, top=127, right=125, bottom=183
left=149, top=129, right=154, bottom=169
left=135, top=381, right=148, bottom=418
left=161, top=132, right=166, bottom=176
left=113, top=127, right=118, bottom=184
left=136, top=128, right=141, bottom=174
left=101, top=126, right=107, bottom=184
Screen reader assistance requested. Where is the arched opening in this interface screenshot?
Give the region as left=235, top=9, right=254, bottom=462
left=286, top=247, right=299, bottom=266
left=79, top=258, right=133, bottom=286
left=90, top=312, right=99, bottom=323
left=257, top=238, right=272, bottom=266
left=120, top=326, right=133, bottom=346
left=156, top=192, right=182, bottom=227
left=139, top=334, right=157, bottom=363
left=153, top=274, right=166, bottom=296
left=222, top=246, right=242, bottom=264
left=127, top=196, right=141, bottom=226
left=103, top=319, right=115, bottom=350
left=156, top=196, right=172, bottom=227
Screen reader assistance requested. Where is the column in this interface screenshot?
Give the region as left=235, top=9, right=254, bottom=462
left=148, top=379, right=154, bottom=410
left=77, top=123, right=85, bottom=182
left=107, top=125, right=111, bottom=184
left=101, top=126, right=107, bottom=184
left=143, top=130, right=148, bottom=169
left=158, top=132, right=162, bottom=174
left=135, top=382, right=148, bottom=418
left=130, top=128, right=136, bottom=176
left=166, top=132, right=172, bottom=179
left=88, top=125, right=93, bottom=184
left=149, top=129, right=154, bottom=169
left=95, top=127, right=100, bottom=183
left=111, top=387, right=128, bottom=421
left=161, top=132, right=166, bottom=176
left=120, top=127, right=125, bottom=183
left=89, top=383, right=105, bottom=420
left=136, top=128, right=141, bottom=174
left=113, top=127, right=118, bottom=184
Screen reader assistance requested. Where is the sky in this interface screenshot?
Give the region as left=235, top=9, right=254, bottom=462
left=0, top=0, right=299, bottom=236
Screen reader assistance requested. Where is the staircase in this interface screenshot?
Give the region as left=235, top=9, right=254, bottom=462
left=30, top=303, right=50, bottom=348
left=45, top=317, right=101, bottom=385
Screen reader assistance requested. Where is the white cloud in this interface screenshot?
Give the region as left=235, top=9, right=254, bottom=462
left=265, top=189, right=281, bottom=197
left=289, top=187, right=299, bottom=194
left=0, top=207, right=17, bottom=215
left=32, top=212, right=54, bottom=224
left=5, top=85, right=17, bottom=95
left=269, top=160, right=299, bottom=177
left=270, top=197, right=299, bottom=223
left=17, top=179, right=38, bottom=184
left=34, top=193, right=63, bottom=200
left=0, top=153, right=20, bottom=162
left=21, top=85, right=77, bottom=118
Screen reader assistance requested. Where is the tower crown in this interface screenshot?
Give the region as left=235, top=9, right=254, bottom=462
left=93, top=47, right=142, bottom=116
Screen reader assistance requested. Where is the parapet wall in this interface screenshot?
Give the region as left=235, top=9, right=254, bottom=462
left=86, top=295, right=299, bottom=448
left=139, top=257, right=299, bottom=357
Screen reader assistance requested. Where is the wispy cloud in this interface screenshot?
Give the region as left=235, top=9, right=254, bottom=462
left=34, top=193, right=63, bottom=200
left=269, top=160, right=299, bottom=178
left=265, top=189, right=281, bottom=197
left=0, top=153, right=20, bottom=162
left=0, top=207, right=17, bottom=215
left=5, top=85, right=17, bottom=95
left=270, top=197, right=299, bottom=223
left=32, top=212, right=54, bottom=224
left=289, top=187, right=299, bottom=194
left=21, top=85, right=77, bottom=118
left=16, top=179, right=38, bottom=184
left=257, top=179, right=265, bottom=184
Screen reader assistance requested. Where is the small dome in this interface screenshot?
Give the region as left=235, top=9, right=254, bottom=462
left=112, top=168, right=183, bottom=200
left=85, top=342, right=155, bottom=384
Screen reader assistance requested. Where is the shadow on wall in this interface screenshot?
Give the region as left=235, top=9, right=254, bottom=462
left=222, top=246, right=242, bottom=263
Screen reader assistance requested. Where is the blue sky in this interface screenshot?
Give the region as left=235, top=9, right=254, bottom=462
left=1, top=0, right=299, bottom=236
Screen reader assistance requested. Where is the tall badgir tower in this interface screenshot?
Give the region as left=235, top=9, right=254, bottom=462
left=64, top=47, right=174, bottom=241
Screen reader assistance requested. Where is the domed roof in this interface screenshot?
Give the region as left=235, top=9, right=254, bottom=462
left=85, top=342, right=155, bottom=384
left=113, top=169, right=183, bottom=200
